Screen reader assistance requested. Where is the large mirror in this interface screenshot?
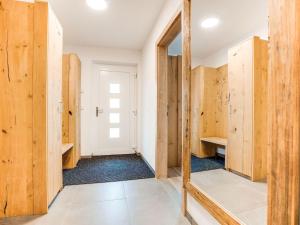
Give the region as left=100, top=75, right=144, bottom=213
left=189, top=0, right=269, bottom=224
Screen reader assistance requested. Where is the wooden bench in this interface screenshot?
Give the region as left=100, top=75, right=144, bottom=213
left=200, top=137, right=228, bottom=169
left=62, top=143, right=74, bottom=155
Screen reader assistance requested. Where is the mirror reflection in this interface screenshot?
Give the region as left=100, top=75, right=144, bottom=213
left=189, top=0, right=268, bottom=224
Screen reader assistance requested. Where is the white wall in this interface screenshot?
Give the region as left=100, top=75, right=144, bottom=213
left=193, top=27, right=268, bottom=68
left=140, top=0, right=182, bottom=170
left=64, top=45, right=142, bottom=156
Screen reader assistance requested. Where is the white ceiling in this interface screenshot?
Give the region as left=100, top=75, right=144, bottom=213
left=48, top=0, right=167, bottom=49
left=191, top=0, right=268, bottom=58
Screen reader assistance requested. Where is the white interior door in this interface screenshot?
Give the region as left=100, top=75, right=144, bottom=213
left=92, top=65, right=137, bottom=155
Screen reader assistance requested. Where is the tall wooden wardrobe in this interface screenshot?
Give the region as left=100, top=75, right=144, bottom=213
left=62, top=54, right=81, bottom=169
left=0, top=1, right=63, bottom=217
left=227, top=37, right=268, bottom=181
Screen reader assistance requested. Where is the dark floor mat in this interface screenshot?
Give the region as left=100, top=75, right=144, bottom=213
left=63, top=154, right=155, bottom=186
left=191, top=155, right=225, bottom=173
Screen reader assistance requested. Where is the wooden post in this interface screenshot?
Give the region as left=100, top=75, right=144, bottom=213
left=268, top=0, right=300, bottom=224
left=181, top=0, right=191, bottom=214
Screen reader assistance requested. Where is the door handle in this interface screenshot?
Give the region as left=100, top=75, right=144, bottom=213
left=96, top=107, right=99, bottom=117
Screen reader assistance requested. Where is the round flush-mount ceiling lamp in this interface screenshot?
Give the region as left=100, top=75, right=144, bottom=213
left=201, top=17, right=220, bottom=29
left=86, top=0, right=108, bottom=11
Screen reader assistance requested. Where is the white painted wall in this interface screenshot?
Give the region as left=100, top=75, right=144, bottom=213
left=140, top=0, right=182, bottom=170
left=193, top=27, right=268, bottom=68
left=64, top=45, right=142, bottom=156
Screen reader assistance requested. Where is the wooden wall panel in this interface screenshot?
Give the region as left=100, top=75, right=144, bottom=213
left=46, top=5, right=63, bottom=204
left=62, top=55, right=70, bottom=144
left=228, top=39, right=253, bottom=176
left=32, top=2, right=48, bottom=214
left=191, top=65, right=228, bottom=157
left=182, top=0, right=191, bottom=213
left=228, top=37, right=268, bottom=180
left=155, top=10, right=181, bottom=179
left=62, top=54, right=81, bottom=169
left=167, top=55, right=182, bottom=168
left=0, top=0, right=34, bottom=217
left=190, top=66, right=203, bottom=156
left=167, top=56, right=179, bottom=167
left=268, top=0, right=300, bottom=223
left=253, top=38, right=268, bottom=181
left=177, top=55, right=182, bottom=166
left=215, top=65, right=228, bottom=138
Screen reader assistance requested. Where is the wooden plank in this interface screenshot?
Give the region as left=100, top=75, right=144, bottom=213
left=0, top=0, right=34, bottom=217
left=62, top=55, right=70, bottom=144
left=156, top=46, right=168, bottom=178
left=62, top=54, right=81, bottom=169
left=200, top=137, right=227, bottom=146
left=181, top=0, right=191, bottom=215
left=252, top=38, right=268, bottom=181
left=228, top=39, right=253, bottom=177
left=155, top=10, right=182, bottom=179
left=186, top=183, right=241, bottom=225
left=62, top=143, right=74, bottom=155
left=75, top=55, right=81, bottom=163
left=168, top=56, right=179, bottom=167
left=190, top=66, right=202, bottom=156
left=177, top=55, right=182, bottom=166
left=157, top=12, right=181, bottom=47
left=215, top=65, right=228, bottom=138
left=268, top=0, right=300, bottom=223
left=32, top=1, right=48, bottom=215
left=46, top=4, right=63, bottom=204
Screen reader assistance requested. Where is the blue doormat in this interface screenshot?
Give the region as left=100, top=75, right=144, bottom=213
left=63, top=154, right=155, bottom=186
left=191, top=155, right=225, bottom=173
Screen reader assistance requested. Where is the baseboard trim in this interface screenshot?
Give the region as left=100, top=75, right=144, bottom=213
left=138, top=153, right=155, bottom=176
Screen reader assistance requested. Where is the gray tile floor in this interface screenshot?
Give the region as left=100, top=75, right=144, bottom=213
left=191, top=169, right=267, bottom=225
left=168, top=169, right=268, bottom=225
left=1, top=179, right=190, bottom=225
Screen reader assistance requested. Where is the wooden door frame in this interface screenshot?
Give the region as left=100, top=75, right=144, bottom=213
left=180, top=0, right=300, bottom=224
left=155, top=10, right=182, bottom=178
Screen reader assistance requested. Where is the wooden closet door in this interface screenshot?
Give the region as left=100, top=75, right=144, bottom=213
left=228, top=39, right=253, bottom=177
left=68, top=54, right=81, bottom=163
left=0, top=1, right=35, bottom=217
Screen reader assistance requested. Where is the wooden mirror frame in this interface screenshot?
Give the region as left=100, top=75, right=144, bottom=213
left=180, top=0, right=300, bottom=224
left=156, top=10, right=182, bottom=178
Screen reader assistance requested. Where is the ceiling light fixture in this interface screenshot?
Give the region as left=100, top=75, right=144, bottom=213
left=201, top=17, right=220, bottom=29
left=86, top=0, right=108, bottom=11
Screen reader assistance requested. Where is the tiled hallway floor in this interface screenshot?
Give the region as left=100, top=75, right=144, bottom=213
left=169, top=169, right=267, bottom=225
left=1, top=179, right=190, bottom=225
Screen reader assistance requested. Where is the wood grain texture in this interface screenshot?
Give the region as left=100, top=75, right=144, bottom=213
left=46, top=4, right=63, bottom=204
left=228, top=37, right=268, bottom=181
left=268, top=0, right=300, bottom=224
left=62, top=53, right=81, bottom=169
left=156, top=46, right=168, bottom=178
left=191, top=65, right=228, bottom=158
left=181, top=0, right=191, bottom=215
left=156, top=11, right=181, bottom=179
left=168, top=56, right=179, bottom=168
left=177, top=56, right=183, bottom=166
left=0, top=1, right=63, bottom=217
left=32, top=1, right=48, bottom=215
left=0, top=0, right=34, bottom=217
